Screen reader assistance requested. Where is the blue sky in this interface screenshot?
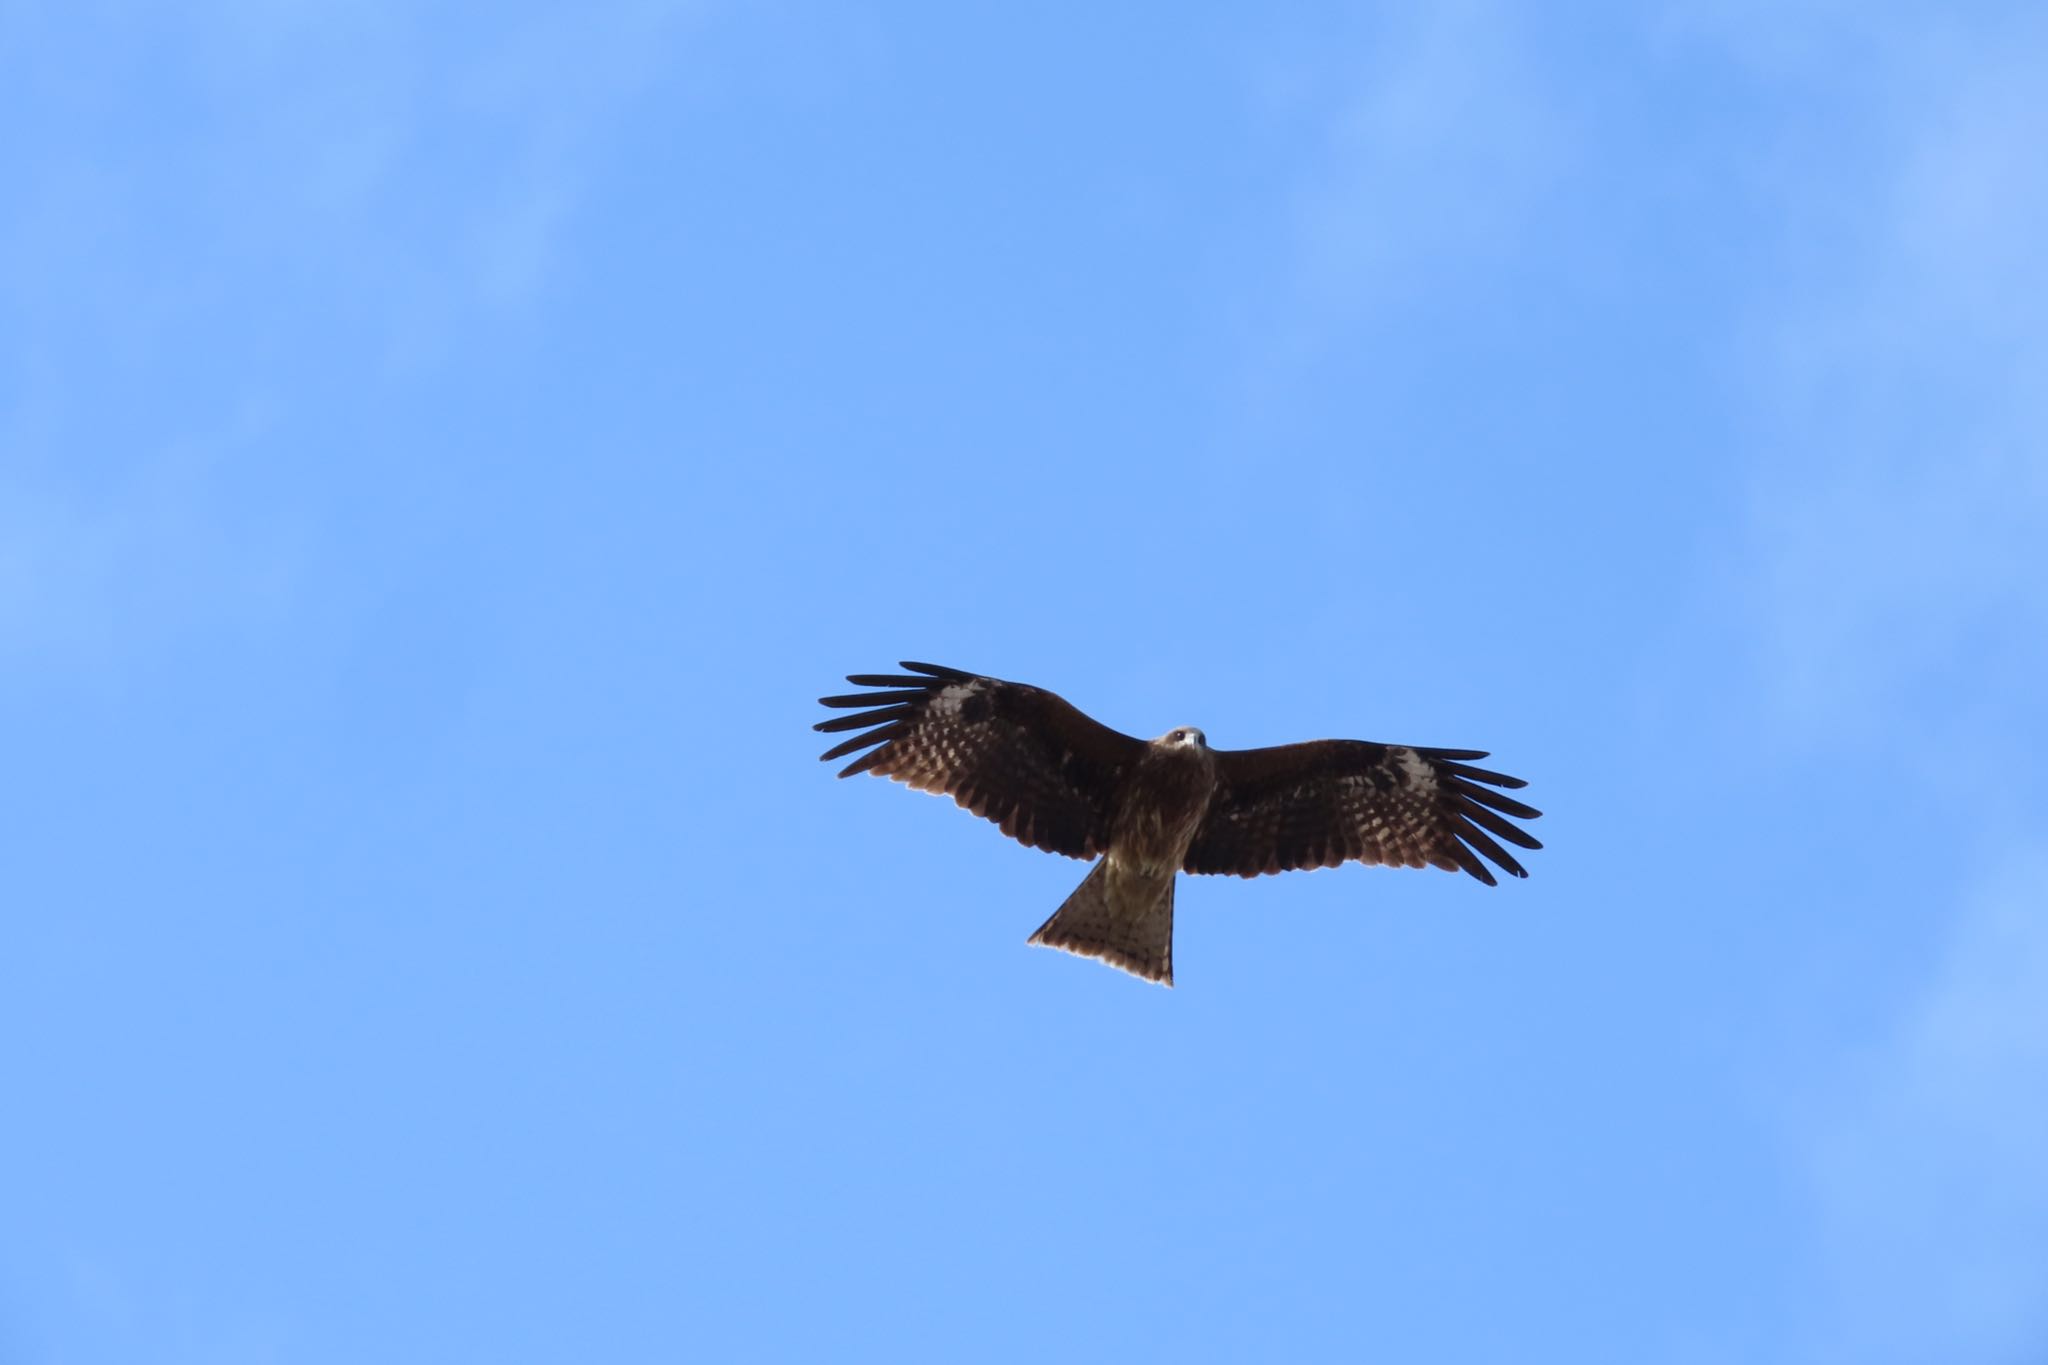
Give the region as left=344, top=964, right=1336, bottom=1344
left=5, top=3, right=2046, bottom=1362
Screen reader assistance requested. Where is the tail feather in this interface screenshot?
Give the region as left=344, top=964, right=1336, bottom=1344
left=1027, top=860, right=1176, bottom=986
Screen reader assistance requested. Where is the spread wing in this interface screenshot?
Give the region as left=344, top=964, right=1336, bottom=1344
left=816, top=662, right=1145, bottom=860
left=1184, top=741, right=1542, bottom=886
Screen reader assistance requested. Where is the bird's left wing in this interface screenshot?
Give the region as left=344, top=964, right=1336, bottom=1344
left=816, top=662, right=1145, bottom=860
left=1185, top=740, right=1542, bottom=885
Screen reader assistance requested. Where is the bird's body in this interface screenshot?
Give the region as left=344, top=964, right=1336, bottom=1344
left=1110, top=730, right=1218, bottom=875
left=1030, top=729, right=1217, bottom=981
left=816, top=663, right=1542, bottom=986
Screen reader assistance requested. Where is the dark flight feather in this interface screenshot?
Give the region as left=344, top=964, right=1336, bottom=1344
left=1183, top=739, right=1543, bottom=884
left=815, top=662, right=1144, bottom=859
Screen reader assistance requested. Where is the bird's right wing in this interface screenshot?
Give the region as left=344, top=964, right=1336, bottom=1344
left=816, top=662, right=1145, bottom=860
left=1186, top=739, right=1542, bottom=885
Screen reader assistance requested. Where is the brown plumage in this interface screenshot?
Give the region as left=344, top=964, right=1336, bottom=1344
left=817, top=662, right=1542, bottom=986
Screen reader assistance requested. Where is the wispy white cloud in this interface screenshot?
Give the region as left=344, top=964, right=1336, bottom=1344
left=1703, top=10, right=2048, bottom=1362
left=1729, top=9, right=2048, bottom=750
left=1285, top=0, right=1567, bottom=316
left=0, top=402, right=292, bottom=673
left=443, top=0, right=710, bottom=314
left=3, top=0, right=712, bottom=375
left=1810, top=844, right=2048, bottom=1363
left=0, top=2, right=710, bottom=663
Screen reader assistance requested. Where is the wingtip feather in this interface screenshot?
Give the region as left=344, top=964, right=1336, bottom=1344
left=898, top=660, right=972, bottom=680
left=1456, top=821, right=1528, bottom=881
left=836, top=748, right=890, bottom=778
left=818, top=724, right=902, bottom=762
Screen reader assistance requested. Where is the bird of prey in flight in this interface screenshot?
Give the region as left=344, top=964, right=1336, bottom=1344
left=816, top=662, right=1541, bottom=986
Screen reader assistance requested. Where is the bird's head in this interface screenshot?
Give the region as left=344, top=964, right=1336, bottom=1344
left=1158, top=726, right=1208, bottom=751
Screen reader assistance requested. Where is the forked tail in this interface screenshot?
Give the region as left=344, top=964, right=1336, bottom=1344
left=1027, top=860, right=1176, bottom=986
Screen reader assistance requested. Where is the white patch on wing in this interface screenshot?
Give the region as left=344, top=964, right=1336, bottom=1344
left=1396, top=747, right=1435, bottom=789
left=931, top=681, right=982, bottom=717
